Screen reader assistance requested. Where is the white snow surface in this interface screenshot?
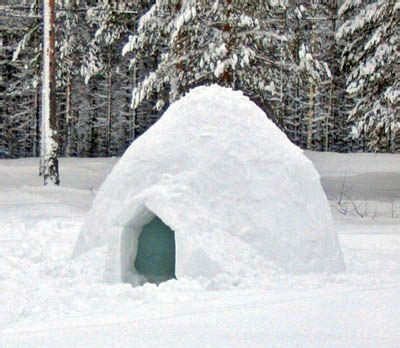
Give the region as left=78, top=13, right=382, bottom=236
left=73, top=85, right=344, bottom=284
left=0, top=152, right=400, bottom=347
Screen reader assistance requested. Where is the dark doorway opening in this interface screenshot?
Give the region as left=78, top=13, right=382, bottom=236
left=134, top=216, right=176, bottom=284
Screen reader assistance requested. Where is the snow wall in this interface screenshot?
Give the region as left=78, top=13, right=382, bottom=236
left=73, top=85, right=344, bottom=285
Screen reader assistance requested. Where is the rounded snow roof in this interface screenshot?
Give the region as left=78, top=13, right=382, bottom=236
left=73, top=85, right=344, bottom=285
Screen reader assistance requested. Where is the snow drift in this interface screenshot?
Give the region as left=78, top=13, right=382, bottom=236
left=73, top=85, right=344, bottom=285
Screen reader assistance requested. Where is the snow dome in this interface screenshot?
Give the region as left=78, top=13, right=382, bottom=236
left=73, top=85, right=344, bottom=285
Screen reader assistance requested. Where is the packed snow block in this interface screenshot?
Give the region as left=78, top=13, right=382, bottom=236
left=73, top=85, right=344, bottom=285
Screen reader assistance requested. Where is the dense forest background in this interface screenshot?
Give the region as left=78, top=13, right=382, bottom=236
left=1, top=0, right=398, bottom=159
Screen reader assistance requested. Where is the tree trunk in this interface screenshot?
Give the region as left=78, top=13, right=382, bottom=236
left=106, top=48, right=112, bottom=157
left=89, top=80, right=98, bottom=157
left=65, top=70, right=72, bottom=157
left=307, top=83, right=315, bottom=150
left=131, top=63, right=137, bottom=142
left=307, top=21, right=316, bottom=151
left=42, top=0, right=59, bottom=185
left=34, top=82, right=40, bottom=157
left=33, top=0, right=41, bottom=159
left=124, top=69, right=132, bottom=149
left=325, top=78, right=333, bottom=151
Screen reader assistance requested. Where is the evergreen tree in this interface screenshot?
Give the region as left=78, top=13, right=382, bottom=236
left=81, top=0, right=145, bottom=155
left=285, top=1, right=336, bottom=151
left=337, top=0, right=399, bottom=152
left=57, top=0, right=85, bottom=157
left=1, top=0, right=41, bottom=157
left=1, top=0, right=398, bottom=157
left=123, top=0, right=297, bottom=126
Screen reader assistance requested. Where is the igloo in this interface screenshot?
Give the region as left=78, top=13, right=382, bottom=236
left=73, top=85, right=344, bottom=285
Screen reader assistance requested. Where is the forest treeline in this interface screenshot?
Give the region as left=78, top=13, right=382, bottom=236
left=1, top=0, right=399, bottom=159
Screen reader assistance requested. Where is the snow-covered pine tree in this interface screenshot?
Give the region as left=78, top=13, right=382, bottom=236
left=284, top=1, right=334, bottom=151
left=57, top=0, right=86, bottom=157
left=123, top=0, right=297, bottom=128
left=337, top=0, right=399, bottom=152
left=81, top=0, right=143, bottom=156
left=1, top=0, right=42, bottom=158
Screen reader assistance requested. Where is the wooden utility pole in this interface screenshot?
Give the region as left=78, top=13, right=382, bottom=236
left=42, top=0, right=60, bottom=184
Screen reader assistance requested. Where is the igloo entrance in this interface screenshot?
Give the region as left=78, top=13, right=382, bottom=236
left=134, top=216, right=176, bottom=284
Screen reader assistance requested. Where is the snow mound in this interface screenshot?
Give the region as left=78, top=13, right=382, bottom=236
left=73, top=85, right=344, bottom=285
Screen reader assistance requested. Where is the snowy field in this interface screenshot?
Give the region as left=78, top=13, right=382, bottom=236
left=1, top=152, right=399, bottom=348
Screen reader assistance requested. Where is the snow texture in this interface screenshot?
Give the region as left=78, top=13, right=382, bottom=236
left=73, top=85, right=344, bottom=285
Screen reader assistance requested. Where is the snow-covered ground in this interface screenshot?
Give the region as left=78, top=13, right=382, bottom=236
left=1, top=153, right=399, bottom=347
